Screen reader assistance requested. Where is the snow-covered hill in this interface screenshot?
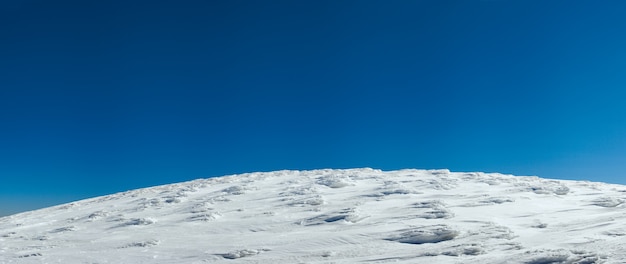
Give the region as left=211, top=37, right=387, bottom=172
left=1, top=169, right=626, bottom=263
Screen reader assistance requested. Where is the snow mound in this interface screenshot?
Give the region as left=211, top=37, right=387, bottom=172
left=1, top=168, right=626, bottom=263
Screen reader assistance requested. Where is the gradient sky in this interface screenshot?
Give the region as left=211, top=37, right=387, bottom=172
left=2, top=0, right=626, bottom=216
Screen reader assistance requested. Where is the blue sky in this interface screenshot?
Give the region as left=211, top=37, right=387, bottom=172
left=2, top=0, right=626, bottom=216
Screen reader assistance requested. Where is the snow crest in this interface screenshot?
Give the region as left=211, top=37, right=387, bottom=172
left=1, top=168, right=625, bottom=263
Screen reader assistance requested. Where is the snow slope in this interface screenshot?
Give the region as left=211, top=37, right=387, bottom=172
left=1, top=168, right=626, bottom=263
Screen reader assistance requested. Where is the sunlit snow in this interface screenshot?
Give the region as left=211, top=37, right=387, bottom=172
left=1, top=169, right=625, bottom=263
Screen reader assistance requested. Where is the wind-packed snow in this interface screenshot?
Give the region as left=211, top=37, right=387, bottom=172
left=1, top=168, right=626, bottom=263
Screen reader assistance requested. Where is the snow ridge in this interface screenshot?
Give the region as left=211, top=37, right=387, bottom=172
left=1, top=168, right=626, bottom=263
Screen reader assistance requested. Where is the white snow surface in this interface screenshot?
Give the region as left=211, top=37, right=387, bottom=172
left=2, top=168, right=626, bottom=263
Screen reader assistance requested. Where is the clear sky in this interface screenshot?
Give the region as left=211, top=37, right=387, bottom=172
left=2, top=0, right=626, bottom=216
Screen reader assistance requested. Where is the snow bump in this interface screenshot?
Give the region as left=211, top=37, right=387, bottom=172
left=387, top=225, right=460, bottom=244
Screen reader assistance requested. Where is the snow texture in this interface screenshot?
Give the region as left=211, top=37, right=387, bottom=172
left=1, top=168, right=625, bottom=263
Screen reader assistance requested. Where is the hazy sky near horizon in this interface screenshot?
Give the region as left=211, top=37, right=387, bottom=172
left=2, top=0, right=626, bottom=216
